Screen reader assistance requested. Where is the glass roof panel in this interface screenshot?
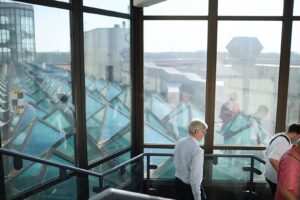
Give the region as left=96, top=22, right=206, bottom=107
left=24, top=93, right=38, bottom=104
left=125, top=90, right=131, bottom=110
left=10, top=125, right=32, bottom=151
left=14, top=106, right=37, bottom=135
left=27, top=83, right=39, bottom=94
left=105, top=84, right=122, bottom=101
left=118, top=87, right=131, bottom=109
left=22, top=79, right=34, bottom=89
left=87, top=107, right=106, bottom=142
left=111, top=99, right=130, bottom=117
left=44, top=155, right=73, bottom=182
left=87, top=117, right=101, bottom=142
left=103, top=131, right=130, bottom=152
left=150, top=94, right=172, bottom=120
left=60, top=83, right=71, bottom=94
left=100, top=86, right=108, bottom=98
left=29, top=104, right=48, bottom=119
left=37, top=99, right=56, bottom=113
left=44, top=110, right=72, bottom=134
left=35, top=177, right=77, bottom=199
left=144, top=111, right=167, bottom=133
left=23, top=120, right=64, bottom=157
left=47, top=82, right=60, bottom=95
left=101, top=105, right=130, bottom=141
left=55, top=135, right=75, bottom=159
left=32, top=90, right=46, bottom=101
left=144, top=124, right=174, bottom=144
left=85, top=75, right=95, bottom=88
left=96, top=78, right=107, bottom=91
left=10, top=114, right=20, bottom=128
left=90, top=90, right=107, bottom=104
left=168, top=103, right=205, bottom=138
left=86, top=95, right=103, bottom=119
left=6, top=163, right=42, bottom=198
left=87, top=140, right=103, bottom=162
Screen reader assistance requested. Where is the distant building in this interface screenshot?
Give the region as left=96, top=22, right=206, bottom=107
left=0, top=2, right=36, bottom=63
left=84, top=24, right=130, bottom=83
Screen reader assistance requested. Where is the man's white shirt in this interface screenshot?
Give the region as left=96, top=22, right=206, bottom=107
left=264, top=132, right=291, bottom=183
left=174, top=136, right=204, bottom=200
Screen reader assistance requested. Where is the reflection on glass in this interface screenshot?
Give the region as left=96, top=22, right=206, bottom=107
left=144, top=148, right=174, bottom=179
left=83, top=0, right=130, bottom=14
left=89, top=152, right=133, bottom=197
left=214, top=21, right=282, bottom=146
left=286, top=22, right=300, bottom=127
left=0, top=1, right=74, bottom=198
left=84, top=14, right=131, bottom=163
left=144, top=0, right=208, bottom=16
left=33, top=177, right=77, bottom=199
left=144, top=21, right=207, bottom=144
left=218, top=0, right=283, bottom=16
left=212, top=150, right=265, bottom=182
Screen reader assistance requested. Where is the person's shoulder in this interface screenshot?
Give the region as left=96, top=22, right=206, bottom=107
left=270, top=132, right=288, bottom=142
left=175, top=137, right=188, bottom=145
left=280, top=149, right=300, bottom=166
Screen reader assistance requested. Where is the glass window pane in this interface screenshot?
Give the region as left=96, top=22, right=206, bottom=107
left=212, top=150, right=265, bottom=181
left=214, top=21, right=282, bottom=146
left=144, top=148, right=174, bottom=179
left=286, top=21, right=300, bottom=126
left=34, top=177, right=77, bottom=199
left=144, top=21, right=207, bottom=144
left=0, top=1, right=75, bottom=197
left=218, top=0, right=283, bottom=16
left=5, top=163, right=43, bottom=198
left=83, top=0, right=130, bottom=14
left=144, top=0, right=208, bottom=16
left=89, top=152, right=134, bottom=198
left=84, top=13, right=131, bottom=163
left=294, top=0, right=300, bottom=15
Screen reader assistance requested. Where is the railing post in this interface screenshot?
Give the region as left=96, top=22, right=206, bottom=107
left=0, top=132, right=6, bottom=200
left=99, top=175, right=104, bottom=191
left=146, top=154, right=150, bottom=194
left=249, top=157, right=255, bottom=199
left=0, top=153, right=6, bottom=200
left=0, top=151, right=6, bottom=200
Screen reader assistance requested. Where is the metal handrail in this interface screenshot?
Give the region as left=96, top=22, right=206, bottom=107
left=144, top=152, right=266, bottom=199
left=0, top=148, right=102, bottom=178
left=101, top=153, right=144, bottom=177
left=0, top=148, right=146, bottom=199
left=0, top=148, right=266, bottom=200
left=144, top=152, right=265, bottom=164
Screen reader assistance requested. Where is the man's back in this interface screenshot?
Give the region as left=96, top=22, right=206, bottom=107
left=174, top=136, right=203, bottom=183
left=264, top=132, right=291, bottom=183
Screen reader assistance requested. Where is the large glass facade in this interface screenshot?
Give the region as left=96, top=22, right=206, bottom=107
left=144, top=21, right=207, bottom=145
left=83, top=14, right=131, bottom=163
left=0, top=0, right=299, bottom=199
left=286, top=21, right=300, bottom=127
left=0, top=1, right=73, bottom=198
left=0, top=2, right=35, bottom=63
left=214, top=21, right=281, bottom=146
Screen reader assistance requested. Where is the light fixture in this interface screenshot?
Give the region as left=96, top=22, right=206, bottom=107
left=133, top=0, right=167, bottom=7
